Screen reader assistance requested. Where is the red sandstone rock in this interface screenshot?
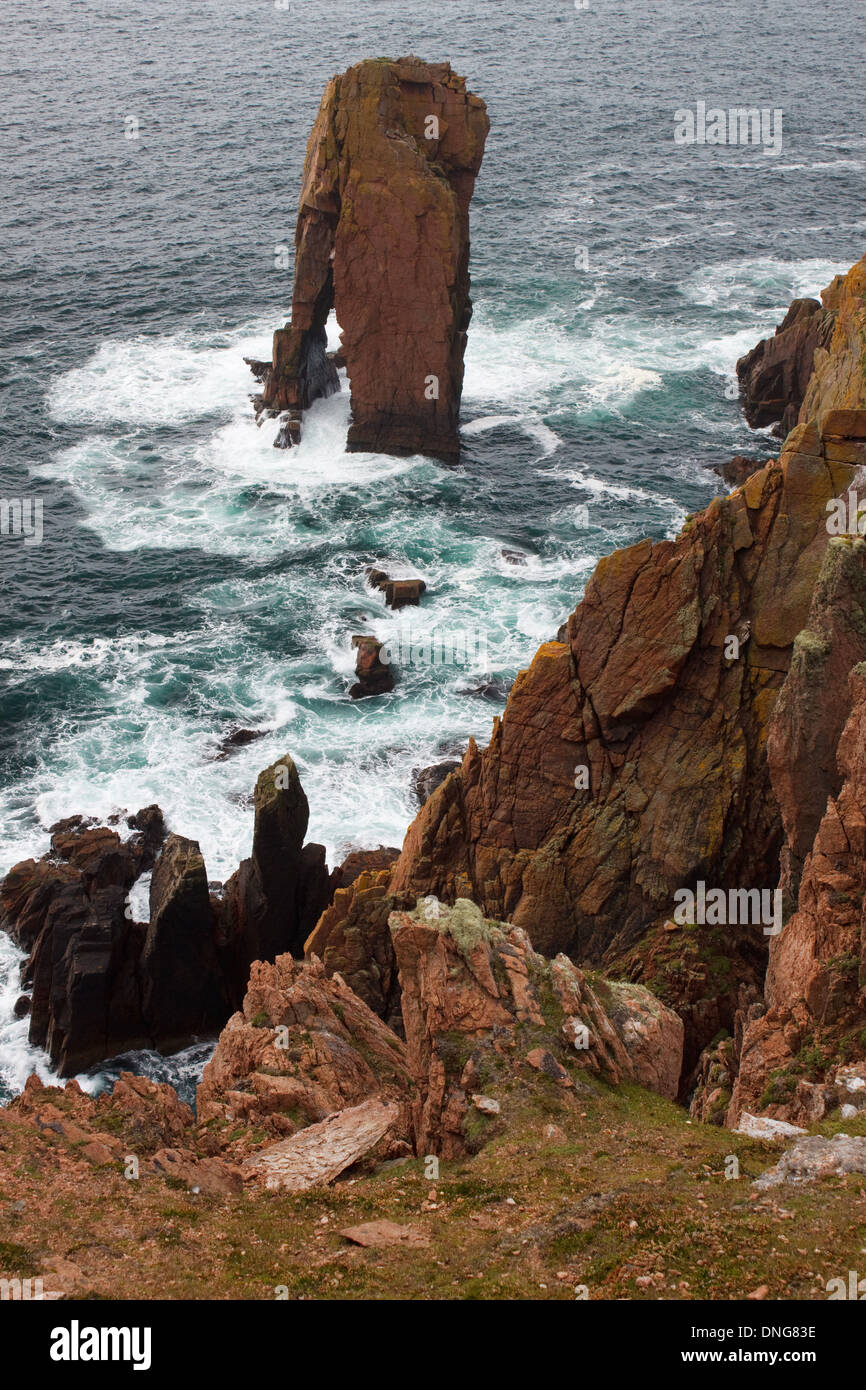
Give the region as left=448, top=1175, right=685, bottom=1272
left=243, top=1097, right=401, bottom=1193
left=736, top=297, right=834, bottom=437
left=258, top=57, right=489, bottom=460
left=388, top=898, right=683, bottom=1156
left=196, top=952, right=414, bottom=1142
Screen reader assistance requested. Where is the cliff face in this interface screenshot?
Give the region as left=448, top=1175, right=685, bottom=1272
left=384, top=417, right=854, bottom=965
left=307, top=255, right=866, bottom=1100
left=258, top=57, right=489, bottom=460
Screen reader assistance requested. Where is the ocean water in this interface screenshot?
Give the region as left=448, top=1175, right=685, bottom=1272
left=0, top=0, right=862, bottom=1099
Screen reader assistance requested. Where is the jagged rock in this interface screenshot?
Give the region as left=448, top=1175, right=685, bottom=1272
left=753, top=1133, right=866, bottom=1188
left=388, top=897, right=683, bottom=1156
left=767, top=536, right=866, bottom=909
left=382, top=412, right=856, bottom=966
left=730, top=662, right=866, bottom=1125
left=220, top=754, right=331, bottom=973
left=140, top=834, right=227, bottom=1046
left=196, top=953, right=413, bottom=1142
left=10, top=1071, right=193, bottom=1155
left=799, top=260, right=866, bottom=424
left=243, top=1097, right=401, bottom=1193
left=257, top=57, right=488, bottom=459
left=736, top=297, right=834, bottom=436
left=349, top=636, right=395, bottom=698
left=328, top=847, right=400, bottom=896
left=304, top=869, right=409, bottom=1031
left=615, top=921, right=764, bottom=1101
left=413, top=760, right=461, bottom=806
left=714, top=455, right=765, bottom=488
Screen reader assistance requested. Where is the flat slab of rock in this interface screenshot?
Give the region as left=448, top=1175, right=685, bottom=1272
left=339, top=1219, right=428, bottom=1249
left=244, top=1098, right=399, bottom=1193
left=735, top=1112, right=808, bottom=1141
left=754, top=1133, right=866, bottom=1189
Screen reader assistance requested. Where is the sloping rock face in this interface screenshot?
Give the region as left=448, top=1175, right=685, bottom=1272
left=257, top=56, right=489, bottom=460
left=799, top=259, right=866, bottom=423
left=388, top=898, right=683, bottom=1156
left=380, top=418, right=855, bottom=966
left=196, top=952, right=414, bottom=1143
left=304, top=868, right=410, bottom=1033
left=729, top=659, right=866, bottom=1125
left=736, top=296, right=835, bottom=437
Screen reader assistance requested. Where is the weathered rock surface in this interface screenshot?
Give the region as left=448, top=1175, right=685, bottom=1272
left=304, top=868, right=409, bottom=1031
left=381, top=416, right=855, bottom=968
left=220, top=754, right=331, bottom=975
left=196, top=952, right=414, bottom=1141
left=328, top=847, right=400, bottom=896
left=242, top=1097, right=401, bottom=1192
left=753, top=1132, right=866, bottom=1188
left=257, top=56, right=488, bottom=459
left=736, top=296, right=835, bottom=437
left=413, top=759, right=461, bottom=806
left=388, top=898, right=683, bottom=1156
left=729, top=661, right=866, bottom=1125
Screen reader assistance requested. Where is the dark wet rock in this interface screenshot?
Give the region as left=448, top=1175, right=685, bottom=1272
left=141, top=835, right=228, bottom=1047
left=212, top=728, right=268, bottom=760
left=13, top=995, right=30, bottom=1019
left=501, top=548, right=528, bottom=565
left=349, top=636, right=395, bottom=698
left=413, top=761, right=461, bottom=806
left=714, top=455, right=766, bottom=487
left=736, top=297, right=835, bottom=437
left=220, top=755, right=332, bottom=977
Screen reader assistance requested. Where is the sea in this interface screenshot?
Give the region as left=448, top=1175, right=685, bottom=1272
left=0, top=0, right=862, bottom=1102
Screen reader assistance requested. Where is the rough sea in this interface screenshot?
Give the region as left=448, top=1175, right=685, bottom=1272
left=1, top=0, right=862, bottom=1100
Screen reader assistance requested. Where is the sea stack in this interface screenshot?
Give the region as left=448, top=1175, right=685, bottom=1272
left=256, top=56, right=489, bottom=460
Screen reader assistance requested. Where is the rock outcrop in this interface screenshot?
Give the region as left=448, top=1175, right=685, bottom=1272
left=256, top=56, right=489, bottom=459
left=729, top=659, right=866, bottom=1125
left=220, top=754, right=331, bottom=974
left=0, top=756, right=332, bottom=1075
left=736, top=295, right=835, bottom=437
left=196, top=952, right=415, bottom=1142
left=349, top=636, right=394, bottom=699
left=389, top=898, right=683, bottom=1156
left=378, top=417, right=856, bottom=969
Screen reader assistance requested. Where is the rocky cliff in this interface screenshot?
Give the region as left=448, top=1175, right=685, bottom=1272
left=256, top=56, right=489, bottom=460
left=308, top=254, right=866, bottom=1110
